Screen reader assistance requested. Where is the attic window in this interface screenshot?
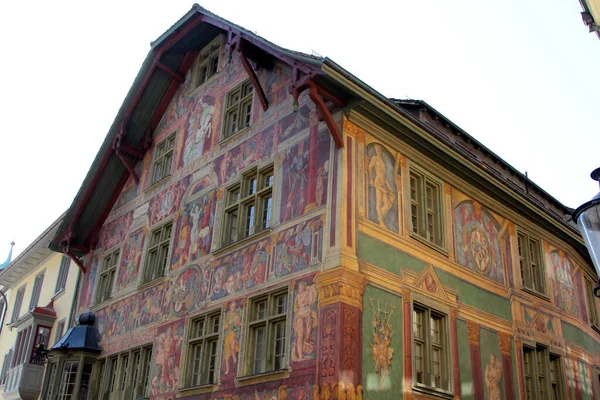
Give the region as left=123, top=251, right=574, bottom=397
left=194, top=36, right=222, bottom=88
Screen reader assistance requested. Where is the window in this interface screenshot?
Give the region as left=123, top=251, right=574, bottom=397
left=57, top=360, right=78, bottom=399
left=10, top=285, right=25, bottom=323
left=54, top=320, right=66, bottom=345
left=55, top=255, right=70, bottom=294
left=31, top=325, right=51, bottom=364
left=142, top=222, right=173, bottom=283
left=222, top=81, right=254, bottom=140
left=29, top=271, right=45, bottom=311
left=585, top=276, right=599, bottom=328
left=222, top=165, right=273, bottom=246
left=97, top=346, right=153, bottom=400
left=0, top=349, right=13, bottom=385
left=245, top=289, right=288, bottom=375
left=523, top=346, right=564, bottom=400
left=194, top=36, right=222, bottom=88
left=95, top=250, right=119, bottom=304
left=518, top=231, right=546, bottom=294
left=186, top=311, right=221, bottom=387
left=412, top=304, right=450, bottom=391
left=409, top=168, right=444, bottom=248
left=150, top=133, right=175, bottom=186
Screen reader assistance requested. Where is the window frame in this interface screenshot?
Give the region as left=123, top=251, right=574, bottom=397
left=55, top=255, right=70, bottom=295
left=54, top=319, right=66, bottom=345
left=141, top=220, right=174, bottom=285
left=222, top=80, right=254, bottom=141
left=522, top=344, right=565, bottom=400
left=192, top=35, right=223, bottom=89
left=243, top=288, right=290, bottom=377
left=585, top=275, right=600, bottom=330
left=184, top=310, right=222, bottom=388
left=408, top=165, right=446, bottom=250
left=149, top=132, right=176, bottom=187
left=96, top=345, right=153, bottom=400
left=95, top=249, right=120, bottom=305
left=10, top=285, right=26, bottom=323
left=29, top=270, right=45, bottom=311
left=410, top=299, right=453, bottom=395
left=221, top=164, right=274, bottom=247
left=517, top=230, right=547, bottom=296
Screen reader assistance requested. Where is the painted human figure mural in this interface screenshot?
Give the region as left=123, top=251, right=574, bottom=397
left=274, top=217, right=323, bottom=277
left=550, top=249, right=583, bottom=317
left=152, top=322, right=183, bottom=396
left=116, top=228, right=146, bottom=290
left=485, top=353, right=502, bottom=400
left=366, top=143, right=399, bottom=233
left=282, top=140, right=309, bottom=221
left=181, top=98, right=215, bottom=167
left=292, top=281, right=318, bottom=362
left=222, top=300, right=243, bottom=375
left=454, top=200, right=506, bottom=284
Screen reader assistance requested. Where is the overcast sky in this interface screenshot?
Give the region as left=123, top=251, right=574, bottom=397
left=0, top=0, right=599, bottom=259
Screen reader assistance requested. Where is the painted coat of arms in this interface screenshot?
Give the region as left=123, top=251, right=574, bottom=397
left=370, top=298, right=395, bottom=391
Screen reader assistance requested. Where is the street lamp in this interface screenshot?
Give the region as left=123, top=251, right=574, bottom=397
left=573, top=167, right=600, bottom=297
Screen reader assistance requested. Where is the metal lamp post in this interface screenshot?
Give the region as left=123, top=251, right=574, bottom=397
left=573, top=167, right=600, bottom=297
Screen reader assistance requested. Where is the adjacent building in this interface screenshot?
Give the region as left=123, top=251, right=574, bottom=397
left=48, top=5, right=600, bottom=400
left=0, top=217, right=79, bottom=400
left=579, top=0, right=600, bottom=38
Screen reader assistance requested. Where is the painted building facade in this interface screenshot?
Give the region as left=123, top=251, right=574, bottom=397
left=0, top=217, right=79, bottom=400
left=48, top=5, right=600, bottom=400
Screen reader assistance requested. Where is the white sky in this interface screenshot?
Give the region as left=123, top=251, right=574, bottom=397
left=0, top=0, right=599, bottom=259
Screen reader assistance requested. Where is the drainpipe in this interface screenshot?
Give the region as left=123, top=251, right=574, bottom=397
left=66, top=267, right=82, bottom=329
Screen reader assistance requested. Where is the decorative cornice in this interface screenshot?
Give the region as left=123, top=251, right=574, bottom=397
left=314, top=266, right=368, bottom=311
left=343, top=117, right=366, bottom=143
left=467, top=320, right=480, bottom=345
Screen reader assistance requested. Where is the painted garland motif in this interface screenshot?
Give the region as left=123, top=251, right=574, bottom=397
left=468, top=227, right=493, bottom=275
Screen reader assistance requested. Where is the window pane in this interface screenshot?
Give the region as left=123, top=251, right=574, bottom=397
left=275, top=294, right=287, bottom=315
left=253, top=326, right=266, bottom=373
left=262, top=195, right=272, bottom=229
left=273, top=321, right=286, bottom=370
left=245, top=204, right=256, bottom=236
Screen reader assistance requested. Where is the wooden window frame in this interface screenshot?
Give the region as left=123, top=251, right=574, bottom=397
left=522, top=345, right=565, bottom=400
left=193, top=36, right=223, bottom=89
left=222, top=165, right=274, bottom=246
left=517, top=230, right=547, bottom=296
left=95, top=249, right=120, bottom=304
left=141, top=220, right=174, bottom=284
left=585, top=275, right=600, bottom=330
left=55, top=255, right=70, bottom=294
left=243, top=288, right=289, bottom=376
left=96, top=345, right=153, bottom=400
left=411, top=302, right=452, bottom=394
left=29, top=270, right=45, bottom=311
left=184, top=310, right=222, bottom=388
left=222, top=80, right=254, bottom=141
left=54, top=319, right=66, bottom=345
left=10, top=285, right=26, bottom=323
left=408, top=166, right=445, bottom=249
left=150, top=133, right=176, bottom=187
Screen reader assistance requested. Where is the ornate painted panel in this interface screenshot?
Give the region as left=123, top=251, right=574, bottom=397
left=115, top=227, right=146, bottom=291
left=548, top=247, right=586, bottom=320
left=273, top=215, right=324, bottom=278
left=365, top=141, right=400, bottom=233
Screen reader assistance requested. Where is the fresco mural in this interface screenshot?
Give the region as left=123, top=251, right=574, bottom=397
left=211, top=238, right=271, bottom=301
left=484, top=353, right=502, bottom=400
left=291, top=278, right=318, bottom=362
left=167, top=264, right=211, bottom=316
left=549, top=249, right=585, bottom=319
left=80, top=253, right=101, bottom=310
left=98, top=210, right=134, bottom=250
left=523, top=306, right=555, bottom=335
left=369, top=298, right=395, bottom=391
left=221, top=299, right=243, bottom=376
left=366, top=142, right=400, bottom=233
left=281, top=138, right=309, bottom=221
left=115, top=227, right=146, bottom=291
left=171, top=190, right=215, bottom=270
left=151, top=320, right=184, bottom=397
left=180, top=97, right=215, bottom=168
left=273, top=215, right=324, bottom=278
left=453, top=197, right=509, bottom=284
left=148, top=175, right=191, bottom=226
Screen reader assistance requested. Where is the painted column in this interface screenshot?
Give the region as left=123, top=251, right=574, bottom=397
left=574, top=358, right=583, bottom=400
left=451, top=309, right=461, bottom=398
left=499, top=332, right=515, bottom=400
left=403, top=289, right=413, bottom=393
left=304, top=111, right=319, bottom=212
left=314, top=266, right=367, bottom=399
left=515, top=338, right=526, bottom=400
left=467, top=320, right=484, bottom=400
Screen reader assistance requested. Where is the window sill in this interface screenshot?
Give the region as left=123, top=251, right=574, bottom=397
left=178, top=383, right=218, bottom=396
left=219, top=127, right=250, bottom=148
left=410, top=232, right=448, bottom=257
left=592, top=324, right=600, bottom=335
left=412, top=384, right=454, bottom=399
left=214, top=228, right=272, bottom=256
left=235, top=369, right=290, bottom=387
left=144, top=175, right=172, bottom=195
left=521, top=287, right=550, bottom=302
left=188, top=72, right=220, bottom=97
left=137, top=276, right=167, bottom=291
left=51, top=289, right=66, bottom=301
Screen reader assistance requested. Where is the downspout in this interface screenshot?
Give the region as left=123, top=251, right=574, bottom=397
left=67, top=268, right=82, bottom=329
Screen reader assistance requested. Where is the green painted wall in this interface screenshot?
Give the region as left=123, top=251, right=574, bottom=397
left=436, top=269, right=511, bottom=320
left=561, top=322, right=600, bottom=354
left=479, top=328, right=503, bottom=400
left=361, top=285, right=403, bottom=399
left=358, top=234, right=427, bottom=274
left=457, top=319, right=474, bottom=400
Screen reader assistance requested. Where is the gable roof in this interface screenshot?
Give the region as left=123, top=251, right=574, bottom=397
left=50, top=4, right=589, bottom=265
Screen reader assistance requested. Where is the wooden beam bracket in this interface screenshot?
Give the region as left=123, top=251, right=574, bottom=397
left=156, top=61, right=185, bottom=83
left=239, top=43, right=268, bottom=111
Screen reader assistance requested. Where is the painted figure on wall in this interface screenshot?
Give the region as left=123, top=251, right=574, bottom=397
left=215, top=130, right=275, bottom=185
left=181, top=98, right=215, bottom=167
left=274, top=217, right=323, bottom=277
left=151, top=321, right=183, bottom=396
left=98, top=211, right=134, bottom=250
left=454, top=200, right=506, bottom=284
left=222, top=300, right=243, bottom=375
left=370, top=298, right=395, bottom=391
left=485, top=353, right=502, bottom=400
left=116, top=228, right=146, bottom=291
left=366, top=143, right=399, bottom=233
left=282, top=140, right=309, bottom=221
left=550, top=250, right=583, bottom=317
left=169, top=265, right=205, bottom=316
left=148, top=175, right=190, bottom=226
left=292, top=281, right=318, bottom=362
